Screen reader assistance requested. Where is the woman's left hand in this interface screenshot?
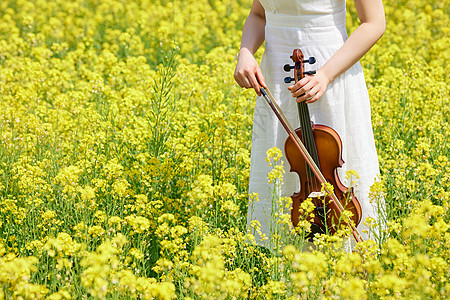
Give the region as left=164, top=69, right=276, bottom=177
left=288, top=69, right=330, bottom=104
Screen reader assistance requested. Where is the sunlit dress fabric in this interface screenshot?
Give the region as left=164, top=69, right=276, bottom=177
left=248, top=0, right=381, bottom=246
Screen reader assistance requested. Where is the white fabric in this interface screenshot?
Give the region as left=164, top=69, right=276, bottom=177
left=248, top=0, right=380, bottom=245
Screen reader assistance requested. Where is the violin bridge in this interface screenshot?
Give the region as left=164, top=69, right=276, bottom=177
left=308, top=191, right=326, bottom=198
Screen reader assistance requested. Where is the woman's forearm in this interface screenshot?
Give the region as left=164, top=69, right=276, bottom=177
left=239, top=5, right=266, bottom=55
left=321, top=0, right=385, bottom=83
left=321, top=21, right=385, bottom=83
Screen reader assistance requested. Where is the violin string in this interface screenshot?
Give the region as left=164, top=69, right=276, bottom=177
left=297, top=56, right=328, bottom=233
left=299, top=99, right=324, bottom=230
left=299, top=101, right=316, bottom=194
left=297, top=102, right=309, bottom=189
left=299, top=101, right=320, bottom=185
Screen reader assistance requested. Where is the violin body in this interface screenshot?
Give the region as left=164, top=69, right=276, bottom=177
left=285, top=123, right=362, bottom=236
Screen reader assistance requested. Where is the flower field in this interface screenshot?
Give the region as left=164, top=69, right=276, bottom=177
left=0, top=0, right=448, bottom=298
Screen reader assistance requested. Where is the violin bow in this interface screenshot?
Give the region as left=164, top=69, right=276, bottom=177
left=260, top=87, right=364, bottom=243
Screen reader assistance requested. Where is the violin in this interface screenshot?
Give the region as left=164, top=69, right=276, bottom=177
left=259, top=49, right=363, bottom=242
left=283, top=49, right=362, bottom=238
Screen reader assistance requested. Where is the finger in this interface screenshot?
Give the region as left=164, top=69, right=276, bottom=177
left=293, top=81, right=314, bottom=98
left=239, top=72, right=253, bottom=88
left=236, top=78, right=248, bottom=88
left=255, top=68, right=267, bottom=89
left=288, top=79, right=304, bottom=92
left=305, top=89, right=324, bottom=104
left=248, top=74, right=262, bottom=96
left=296, top=86, right=319, bottom=103
left=289, top=76, right=311, bottom=94
left=234, top=71, right=247, bottom=88
left=298, top=76, right=312, bottom=86
left=235, top=67, right=257, bottom=88
left=234, top=77, right=245, bottom=88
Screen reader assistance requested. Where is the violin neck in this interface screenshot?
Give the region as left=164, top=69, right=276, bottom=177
left=297, top=101, right=321, bottom=174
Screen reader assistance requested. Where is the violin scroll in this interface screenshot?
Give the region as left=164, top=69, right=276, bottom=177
left=284, top=50, right=316, bottom=84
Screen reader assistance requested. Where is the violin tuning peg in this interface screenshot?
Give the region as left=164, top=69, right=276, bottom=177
left=283, top=64, right=294, bottom=72
left=303, top=57, right=316, bottom=64
left=303, top=70, right=316, bottom=76
left=284, top=76, right=295, bottom=83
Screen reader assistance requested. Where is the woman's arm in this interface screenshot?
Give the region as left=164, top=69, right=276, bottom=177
left=234, top=0, right=267, bottom=95
left=290, top=0, right=386, bottom=103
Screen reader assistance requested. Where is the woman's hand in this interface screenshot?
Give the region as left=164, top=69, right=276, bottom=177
left=288, top=69, right=330, bottom=103
left=234, top=48, right=266, bottom=96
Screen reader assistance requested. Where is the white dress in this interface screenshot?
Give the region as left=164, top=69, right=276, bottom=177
left=248, top=0, right=380, bottom=245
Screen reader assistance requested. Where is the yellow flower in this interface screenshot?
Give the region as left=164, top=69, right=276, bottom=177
left=129, top=248, right=144, bottom=260
left=42, top=210, right=57, bottom=221
left=266, top=147, right=283, bottom=162
left=125, top=215, right=151, bottom=234
left=80, top=185, right=96, bottom=202
left=267, top=164, right=285, bottom=184
left=88, top=225, right=105, bottom=238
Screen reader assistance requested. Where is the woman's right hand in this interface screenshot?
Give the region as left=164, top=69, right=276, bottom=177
left=234, top=48, right=266, bottom=96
